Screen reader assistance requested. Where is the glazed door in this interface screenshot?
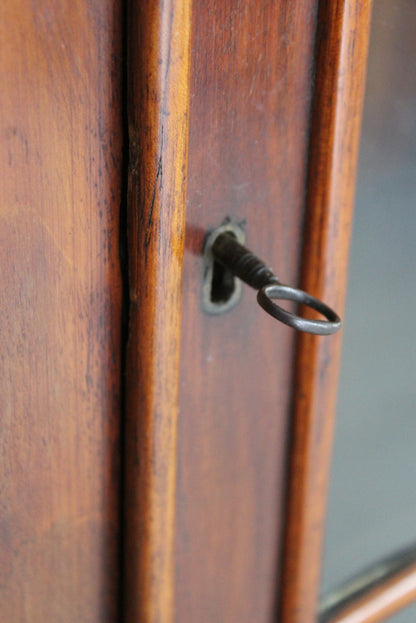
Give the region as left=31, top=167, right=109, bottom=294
left=320, top=2, right=416, bottom=622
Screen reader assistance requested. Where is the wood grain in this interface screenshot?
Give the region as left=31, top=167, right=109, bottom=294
left=323, top=564, right=416, bottom=623
left=175, top=3, right=319, bottom=622
left=0, top=1, right=123, bottom=621
left=279, top=2, right=373, bottom=622
left=124, top=1, right=192, bottom=622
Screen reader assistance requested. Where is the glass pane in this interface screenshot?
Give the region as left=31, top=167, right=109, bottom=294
left=389, top=603, right=416, bottom=623
left=321, top=0, right=416, bottom=600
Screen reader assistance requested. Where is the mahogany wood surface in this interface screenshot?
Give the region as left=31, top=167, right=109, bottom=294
left=124, top=2, right=192, bottom=622
left=324, top=564, right=416, bottom=623
left=0, top=2, right=379, bottom=622
left=175, top=3, right=319, bottom=622
left=279, top=2, right=373, bottom=623
left=0, top=1, right=123, bottom=621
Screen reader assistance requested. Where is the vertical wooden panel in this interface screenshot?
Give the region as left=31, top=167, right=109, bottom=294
left=124, top=1, right=192, bottom=622
left=0, top=1, right=123, bottom=621
left=279, top=2, right=373, bottom=622
left=175, top=3, right=318, bottom=622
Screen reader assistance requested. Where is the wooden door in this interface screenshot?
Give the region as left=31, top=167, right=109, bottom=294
left=0, top=1, right=123, bottom=621
left=124, top=1, right=371, bottom=623
left=1, top=1, right=379, bottom=622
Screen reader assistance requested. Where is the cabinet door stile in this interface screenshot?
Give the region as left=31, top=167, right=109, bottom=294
left=175, top=3, right=318, bottom=622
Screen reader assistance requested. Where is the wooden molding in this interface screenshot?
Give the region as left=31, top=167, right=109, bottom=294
left=279, top=2, right=373, bottom=622
left=323, top=564, right=416, bottom=623
left=320, top=545, right=416, bottom=623
left=124, top=1, right=192, bottom=622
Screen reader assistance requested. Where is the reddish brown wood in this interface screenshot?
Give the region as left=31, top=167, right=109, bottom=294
left=279, top=2, right=373, bottom=623
left=0, top=1, right=123, bottom=621
left=324, top=564, right=416, bottom=623
left=175, top=3, right=319, bottom=622
left=124, top=2, right=192, bottom=622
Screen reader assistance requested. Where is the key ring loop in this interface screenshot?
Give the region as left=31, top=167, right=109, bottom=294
left=257, top=283, right=341, bottom=335
left=203, top=220, right=342, bottom=335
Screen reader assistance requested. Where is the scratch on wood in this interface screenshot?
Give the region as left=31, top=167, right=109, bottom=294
left=144, top=154, right=162, bottom=251
left=144, top=125, right=164, bottom=252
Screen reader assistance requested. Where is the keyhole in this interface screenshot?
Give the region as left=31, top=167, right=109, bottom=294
left=202, top=218, right=246, bottom=315
left=210, top=248, right=236, bottom=304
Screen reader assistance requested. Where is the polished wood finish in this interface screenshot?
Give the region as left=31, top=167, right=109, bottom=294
left=0, top=1, right=123, bottom=621
left=0, top=3, right=383, bottom=622
left=279, top=2, right=373, bottom=623
left=324, top=564, right=416, bottom=623
left=175, top=3, right=319, bottom=622
left=320, top=545, right=416, bottom=622
left=124, top=1, right=192, bottom=622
